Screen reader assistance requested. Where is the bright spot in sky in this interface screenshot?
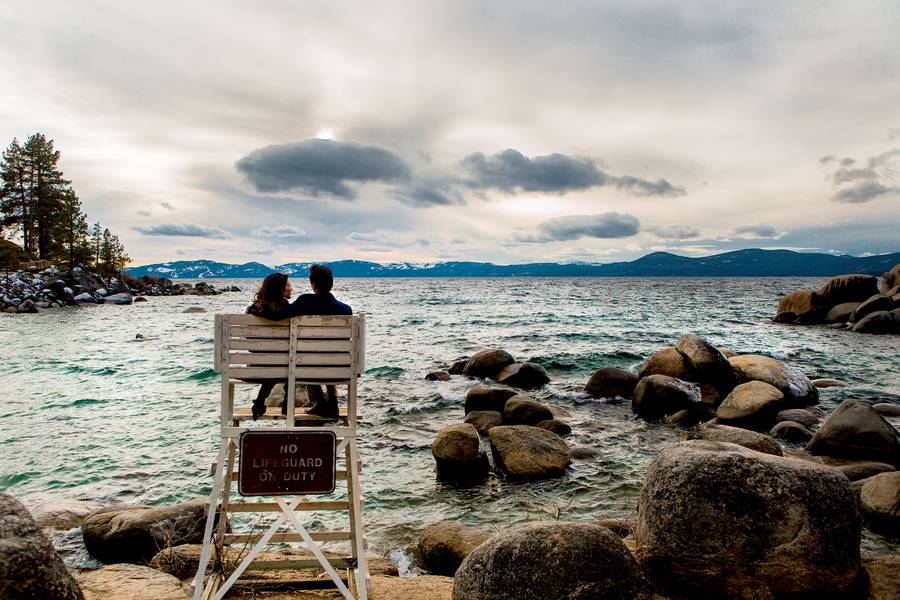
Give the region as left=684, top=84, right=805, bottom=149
left=316, top=128, right=335, bottom=140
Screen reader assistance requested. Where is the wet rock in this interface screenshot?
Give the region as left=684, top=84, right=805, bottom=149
left=431, top=424, right=488, bottom=483
left=584, top=367, right=638, bottom=399
left=811, top=378, right=848, bottom=388
left=502, top=395, right=553, bottom=425
left=448, top=358, right=469, bottom=375
left=182, top=306, right=206, bottom=313
left=635, top=440, right=861, bottom=600
left=637, top=347, right=693, bottom=380
left=463, top=410, right=503, bottom=435
left=570, top=446, right=598, bottom=459
left=698, top=382, right=720, bottom=407
left=463, top=386, right=517, bottom=414
left=861, top=555, right=900, bottom=600
left=415, top=522, right=489, bottom=576
left=824, top=302, right=860, bottom=324
left=882, top=264, right=900, bottom=294
left=632, top=375, right=701, bottom=421
left=425, top=370, right=451, bottom=381
left=81, top=499, right=209, bottom=564
left=495, top=362, right=550, bottom=390
left=693, top=423, right=783, bottom=456
left=75, top=564, right=186, bottom=600
left=835, top=461, right=895, bottom=482
left=104, top=292, right=133, bottom=305
left=851, top=294, right=894, bottom=323
left=852, top=310, right=897, bottom=334
left=489, top=425, right=570, bottom=480
left=664, top=409, right=702, bottom=427
left=0, top=493, right=84, bottom=600
left=454, top=521, right=651, bottom=600
left=591, top=517, right=636, bottom=539
left=133, top=296, right=147, bottom=303
left=73, top=292, right=95, bottom=303
left=773, top=310, right=796, bottom=323
left=729, top=354, right=818, bottom=407
left=716, top=380, right=784, bottom=427
left=806, top=399, right=900, bottom=465
left=777, top=289, right=823, bottom=320
left=675, top=333, right=735, bottom=394
left=463, top=348, right=515, bottom=379
left=535, top=419, right=571, bottom=436
left=16, top=298, right=38, bottom=313
left=873, top=403, right=900, bottom=417
left=770, top=420, right=813, bottom=443
left=819, top=273, right=879, bottom=305
left=31, top=498, right=104, bottom=531
left=775, top=408, right=819, bottom=428
left=860, top=471, right=900, bottom=536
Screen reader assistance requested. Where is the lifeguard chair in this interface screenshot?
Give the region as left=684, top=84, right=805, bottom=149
left=191, top=313, right=369, bottom=600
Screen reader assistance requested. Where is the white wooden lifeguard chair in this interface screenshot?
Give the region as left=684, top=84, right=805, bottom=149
left=191, top=313, right=369, bottom=600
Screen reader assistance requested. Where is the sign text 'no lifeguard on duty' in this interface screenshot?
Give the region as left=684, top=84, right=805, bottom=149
left=238, top=430, right=337, bottom=496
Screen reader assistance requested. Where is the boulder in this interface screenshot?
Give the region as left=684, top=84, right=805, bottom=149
left=635, top=440, right=861, bottom=599
left=462, top=349, right=515, bottom=379
left=852, top=311, right=897, bottom=334
left=31, top=498, right=104, bottom=530
left=632, top=375, right=701, bottom=421
left=835, top=461, right=895, bottom=482
left=425, top=370, right=451, bottom=381
left=133, top=296, right=147, bottom=303
left=584, top=367, right=639, bottom=399
left=729, top=354, right=818, bottom=407
left=860, top=471, right=900, bottom=536
left=68, top=268, right=105, bottom=292
left=770, top=420, right=813, bottom=443
left=448, top=358, right=469, bottom=375
left=675, top=333, right=735, bottom=393
left=75, top=564, right=187, bottom=600
left=819, top=274, right=879, bottom=305
left=182, top=306, right=206, bottom=313
left=502, top=395, right=553, bottom=425
left=851, top=294, right=893, bottom=323
left=775, top=408, right=819, bottom=428
left=415, top=522, right=489, bottom=576
left=811, top=378, right=847, bottom=388
left=716, top=380, right=784, bottom=426
left=464, top=386, right=517, bottom=414
left=693, top=423, right=783, bottom=456
left=873, top=402, right=900, bottom=417
left=495, top=362, right=550, bottom=390
left=777, top=289, right=822, bottom=320
left=463, top=410, right=503, bottom=435
left=861, top=555, right=900, bottom=600
left=81, top=499, right=209, bottom=564
left=431, top=424, right=488, bottom=482
left=73, top=292, right=96, bottom=303
left=454, top=522, right=651, bottom=600
left=637, top=347, right=693, bottom=380
left=488, top=425, right=570, bottom=480
left=698, top=382, right=720, bottom=407
left=570, top=446, right=598, bottom=459
left=824, top=302, right=860, bottom=324
left=104, top=292, right=133, bottom=305
left=773, top=310, right=796, bottom=323
left=664, top=408, right=702, bottom=427
left=0, top=493, right=84, bottom=600
left=881, top=263, right=900, bottom=294
left=535, top=419, right=571, bottom=436
left=16, top=298, right=38, bottom=313
left=806, top=399, right=900, bottom=465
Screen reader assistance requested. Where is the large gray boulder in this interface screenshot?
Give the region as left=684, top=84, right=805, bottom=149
left=81, top=499, right=209, bottom=564
left=464, top=386, right=517, bottom=414
left=488, top=425, right=570, bottom=480
left=584, top=367, right=638, bottom=399
left=495, top=362, right=550, bottom=390
left=453, top=521, right=651, bottom=600
left=675, top=333, right=735, bottom=394
left=415, top=522, right=489, bottom=576
left=729, top=354, right=818, bottom=407
left=432, top=424, right=489, bottom=482
left=860, top=471, right=900, bottom=536
left=716, top=380, right=784, bottom=427
left=463, top=349, right=515, bottom=379
left=806, top=399, right=900, bottom=466
left=0, top=493, right=84, bottom=599
left=632, top=375, right=701, bottom=421
left=635, top=440, right=861, bottom=599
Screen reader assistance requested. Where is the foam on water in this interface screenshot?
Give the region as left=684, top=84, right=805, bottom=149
left=1, top=277, right=898, bottom=561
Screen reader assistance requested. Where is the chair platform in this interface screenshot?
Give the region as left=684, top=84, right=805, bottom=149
left=231, top=406, right=361, bottom=423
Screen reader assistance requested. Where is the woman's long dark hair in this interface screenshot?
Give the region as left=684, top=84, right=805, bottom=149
left=253, top=273, right=289, bottom=311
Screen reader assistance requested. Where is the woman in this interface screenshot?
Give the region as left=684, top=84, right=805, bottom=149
left=245, top=273, right=292, bottom=419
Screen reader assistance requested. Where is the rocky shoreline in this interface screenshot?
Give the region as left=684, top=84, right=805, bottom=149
left=0, top=265, right=240, bottom=313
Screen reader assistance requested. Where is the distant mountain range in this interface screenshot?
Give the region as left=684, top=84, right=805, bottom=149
left=124, top=249, right=900, bottom=279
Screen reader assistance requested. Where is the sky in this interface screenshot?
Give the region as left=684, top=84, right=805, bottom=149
left=1, top=1, right=898, bottom=266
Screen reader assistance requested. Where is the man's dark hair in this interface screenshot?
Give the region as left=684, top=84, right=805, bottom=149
left=309, top=264, right=333, bottom=293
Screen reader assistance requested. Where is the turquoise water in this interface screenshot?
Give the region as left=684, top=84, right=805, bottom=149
left=1, top=277, right=898, bottom=562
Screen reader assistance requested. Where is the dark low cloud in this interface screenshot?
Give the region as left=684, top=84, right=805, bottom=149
left=823, top=146, right=899, bottom=203
left=346, top=230, right=431, bottom=251
left=647, top=224, right=702, bottom=239
left=133, top=222, right=231, bottom=239
left=832, top=167, right=878, bottom=185
left=160, top=201, right=175, bottom=210
left=832, top=181, right=899, bottom=204
left=236, top=139, right=411, bottom=200
left=251, top=225, right=307, bottom=239
left=389, top=172, right=466, bottom=207
left=611, top=175, right=686, bottom=197
left=727, top=224, right=782, bottom=239
left=513, top=212, right=640, bottom=243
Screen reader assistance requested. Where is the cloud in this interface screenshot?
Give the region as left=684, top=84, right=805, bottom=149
left=133, top=222, right=231, bottom=239
left=513, top=212, right=640, bottom=243
left=647, top=224, right=702, bottom=239
left=389, top=172, right=466, bottom=207
left=160, top=201, right=175, bottom=210
left=727, top=224, right=783, bottom=239
left=832, top=181, right=900, bottom=203
left=136, top=210, right=152, bottom=217
left=235, top=139, right=411, bottom=199
left=889, top=129, right=900, bottom=142
left=346, top=230, right=431, bottom=251
left=832, top=167, right=878, bottom=185
left=251, top=225, right=307, bottom=239
left=611, top=175, right=686, bottom=197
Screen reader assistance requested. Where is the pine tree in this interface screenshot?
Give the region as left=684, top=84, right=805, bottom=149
left=91, top=222, right=102, bottom=268
left=52, top=190, right=92, bottom=270
left=0, top=138, right=33, bottom=253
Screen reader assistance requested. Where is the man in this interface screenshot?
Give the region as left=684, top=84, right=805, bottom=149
left=290, top=265, right=352, bottom=418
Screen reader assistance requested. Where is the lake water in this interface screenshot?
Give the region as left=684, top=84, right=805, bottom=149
left=1, top=277, right=898, bottom=566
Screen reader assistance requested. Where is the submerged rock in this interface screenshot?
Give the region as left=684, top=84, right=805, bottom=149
left=448, top=358, right=469, bottom=375
left=811, top=378, right=848, bottom=388
left=535, top=418, right=571, bottom=436
left=463, top=348, right=515, bottom=379
left=415, top=522, right=489, bottom=577
left=495, top=362, right=550, bottom=390
left=502, top=395, right=553, bottom=425
left=489, top=425, right=570, bottom=480
left=464, top=386, right=517, bottom=414
left=632, top=374, right=701, bottom=421
left=584, top=367, right=638, bottom=399
left=425, top=370, right=451, bottom=381
left=454, top=522, right=651, bottom=600
left=806, top=399, right=900, bottom=465
left=635, top=440, right=861, bottom=600
left=432, top=424, right=488, bottom=483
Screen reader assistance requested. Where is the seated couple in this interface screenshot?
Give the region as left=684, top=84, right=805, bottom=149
left=246, top=264, right=352, bottom=420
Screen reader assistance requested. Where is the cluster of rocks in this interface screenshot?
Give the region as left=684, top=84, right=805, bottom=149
left=775, top=266, right=900, bottom=334
left=0, top=266, right=240, bottom=313
left=430, top=349, right=573, bottom=483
